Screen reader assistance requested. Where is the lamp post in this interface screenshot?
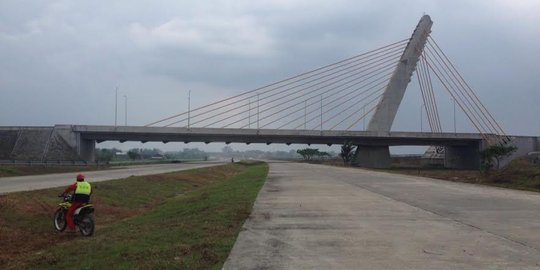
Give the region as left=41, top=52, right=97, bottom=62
left=257, top=93, right=260, bottom=130
left=304, top=100, right=307, bottom=129
left=453, top=98, right=456, bottom=133
left=320, top=95, right=323, bottom=131
left=123, top=95, right=127, bottom=126
left=363, top=106, right=366, bottom=130
left=188, top=90, right=191, bottom=128
left=420, top=103, right=424, bottom=132
left=115, top=87, right=118, bottom=126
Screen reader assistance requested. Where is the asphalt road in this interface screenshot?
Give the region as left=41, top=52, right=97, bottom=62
left=224, top=162, right=540, bottom=270
left=0, top=162, right=225, bottom=194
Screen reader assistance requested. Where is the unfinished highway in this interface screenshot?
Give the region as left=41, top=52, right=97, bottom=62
left=224, top=162, right=540, bottom=269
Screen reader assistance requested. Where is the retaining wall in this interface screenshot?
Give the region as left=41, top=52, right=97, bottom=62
left=0, top=126, right=89, bottom=162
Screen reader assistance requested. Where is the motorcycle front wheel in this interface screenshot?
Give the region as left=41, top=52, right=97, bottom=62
left=78, top=214, right=95, bottom=236
left=53, top=209, right=67, bottom=232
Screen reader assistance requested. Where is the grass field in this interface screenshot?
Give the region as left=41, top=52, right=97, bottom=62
left=0, top=161, right=268, bottom=269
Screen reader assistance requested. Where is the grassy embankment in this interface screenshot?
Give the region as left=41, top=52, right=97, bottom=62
left=0, top=161, right=268, bottom=269
left=378, top=158, right=540, bottom=192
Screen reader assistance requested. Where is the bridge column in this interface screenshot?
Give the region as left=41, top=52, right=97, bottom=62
left=444, top=144, right=481, bottom=169
left=76, top=133, right=96, bottom=162
left=353, top=145, right=391, bottom=168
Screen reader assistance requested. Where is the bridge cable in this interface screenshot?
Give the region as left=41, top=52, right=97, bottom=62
left=328, top=89, right=385, bottom=130
left=208, top=50, right=403, bottom=128
left=422, top=55, right=443, bottom=132
left=203, top=49, right=404, bottom=128
left=425, top=44, right=496, bottom=136
left=418, top=55, right=442, bottom=132
left=316, top=82, right=389, bottom=130
left=252, top=64, right=397, bottom=129
left=416, top=58, right=436, bottom=131
left=422, top=52, right=492, bottom=143
left=146, top=38, right=408, bottom=127
left=423, top=48, right=494, bottom=136
left=332, top=93, right=383, bottom=130
left=428, top=37, right=509, bottom=142
left=165, top=43, right=407, bottom=128
left=282, top=76, right=392, bottom=129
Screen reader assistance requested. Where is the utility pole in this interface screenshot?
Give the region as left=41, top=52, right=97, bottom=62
left=188, top=90, right=191, bottom=128
left=123, top=95, right=127, bottom=126
left=115, top=87, right=118, bottom=127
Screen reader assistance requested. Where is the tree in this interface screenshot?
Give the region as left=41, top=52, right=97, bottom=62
left=296, top=148, right=320, bottom=161
left=96, top=148, right=114, bottom=162
left=127, top=149, right=141, bottom=160
left=339, top=141, right=357, bottom=165
left=481, top=144, right=517, bottom=170
left=317, top=151, right=331, bottom=160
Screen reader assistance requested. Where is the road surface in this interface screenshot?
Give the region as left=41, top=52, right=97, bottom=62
left=0, top=162, right=225, bottom=194
left=224, top=162, right=540, bottom=269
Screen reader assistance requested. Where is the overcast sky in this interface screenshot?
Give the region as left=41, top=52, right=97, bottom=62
left=1, top=0, right=538, bottom=152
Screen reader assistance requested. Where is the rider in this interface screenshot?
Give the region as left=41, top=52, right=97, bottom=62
left=62, top=173, right=92, bottom=232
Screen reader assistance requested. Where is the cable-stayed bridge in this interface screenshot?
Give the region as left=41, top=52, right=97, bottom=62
left=1, top=15, right=537, bottom=168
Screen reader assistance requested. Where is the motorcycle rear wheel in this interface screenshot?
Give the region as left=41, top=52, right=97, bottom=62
left=78, top=214, right=95, bottom=236
left=53, top=209, right=67, bottom=232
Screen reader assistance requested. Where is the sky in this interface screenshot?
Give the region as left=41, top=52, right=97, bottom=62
left=1, top=0, right=539, bottom=153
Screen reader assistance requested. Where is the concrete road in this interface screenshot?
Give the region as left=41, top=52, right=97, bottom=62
left=0, top=162, right=224, bottom=194
left=224, top=162, right=540, bottom=270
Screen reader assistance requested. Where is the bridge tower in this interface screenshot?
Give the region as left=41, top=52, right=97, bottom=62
left=355, top=15, right=433, bottom=168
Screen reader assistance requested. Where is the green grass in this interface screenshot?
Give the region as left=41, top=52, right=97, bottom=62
left=1, top=161, right=268, bottom=269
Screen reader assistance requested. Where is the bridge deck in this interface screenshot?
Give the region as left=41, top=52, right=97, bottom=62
left=72, top=125, right=484, bottom=146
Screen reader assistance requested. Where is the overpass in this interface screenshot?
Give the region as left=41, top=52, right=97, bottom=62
left=1, top=124, right=485, bottom=169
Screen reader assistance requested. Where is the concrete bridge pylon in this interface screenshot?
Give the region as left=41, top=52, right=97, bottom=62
left=354, top=15, right=433, bottom=168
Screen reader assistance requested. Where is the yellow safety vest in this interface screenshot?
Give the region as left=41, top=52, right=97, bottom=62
left=75, top=181, right=91, bottom=195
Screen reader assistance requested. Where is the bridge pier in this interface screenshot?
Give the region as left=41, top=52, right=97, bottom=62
left=353, top=145, right=391, bottom=169
left=444, top=144, right=481, bottom=169
left=77, top=135, right=96, bottom=162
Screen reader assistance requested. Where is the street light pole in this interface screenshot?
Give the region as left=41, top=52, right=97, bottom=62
left=188, top=90, right=191, bottom=128
left=420, top=104, right=424, bottom=132
left=363, top=106, right=366, bottom=131
left=257, top=93, right=260, bottom=130
left=123, top=95, right=127, bottom=126
left=304, top=100, right=307, bottom=129
left=453, top=98, right=456, bottom=133
left=115, top=87, right=118, bottom=127
left=320, top=95, right=323, bottom=131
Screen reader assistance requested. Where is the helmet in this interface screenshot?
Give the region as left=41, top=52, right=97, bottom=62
left=76, top=173, right=85, bottom=181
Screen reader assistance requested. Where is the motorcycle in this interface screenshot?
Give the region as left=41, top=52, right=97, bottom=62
left=53, top=194, right=95, bottom=236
